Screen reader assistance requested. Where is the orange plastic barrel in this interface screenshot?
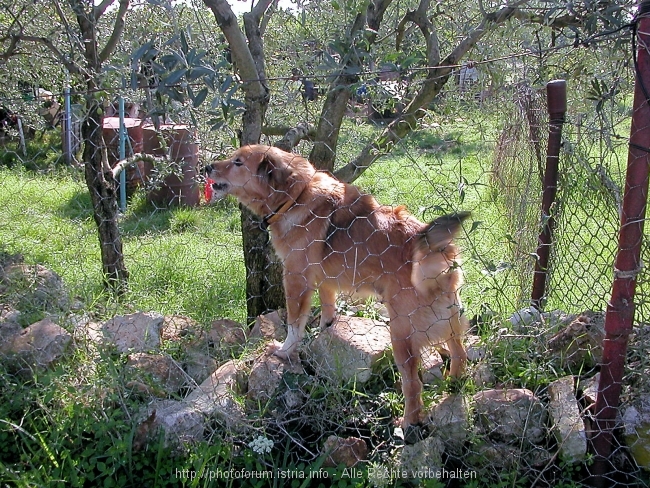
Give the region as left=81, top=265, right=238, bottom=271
left=102, top=117, right=144, bottom=195
left=144, top=124, right=200, bottom=207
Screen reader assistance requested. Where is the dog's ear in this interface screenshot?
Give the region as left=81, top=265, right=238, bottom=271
left=257, top=154, right=291, bottom=189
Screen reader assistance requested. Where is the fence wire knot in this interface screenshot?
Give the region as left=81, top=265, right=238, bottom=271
left=613, top=262, right=644, bottom=280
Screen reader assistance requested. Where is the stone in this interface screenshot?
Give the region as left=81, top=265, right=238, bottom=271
left=509, top=307, right=542, bottom=333
left=0, top=263, right=70, bottom=313
left=400, top=435, right=444, bottom=477
left=421, top=346, right=444, bottom=384
left=473, top=388, right=547, bottom=445
left=185, top=360, right=246, bottom=430
left=322, top=436, right=368, bottom=468
left=547, top=311, right=604, bottom=372
left=0, top=305, right=22, bottom=349
left=426, top=394, right=470, bottom=453
left=247, top=349, right=304, bottom=404
left=250, top=310, right=287, bottom=342
left=472, top=441, right=553, bottom=470
left=0, top=318, right=72, bottom=375
left=204, top=318, right=247, bottom=347
left=161, top=315, right=199, bottom=342
left=466, top=334, right=486, bottom=362
left=100, top=312, right=164, bottom=353
left=578, top=373, right=600, bottom=408
left=182, top=350, right=218, bottom=385
left=623, top=399, right=650, bottom=471
left=547, top=376, right=587, bottom=463
left=307, top=316, right=391, bottom=383
left=126, top=352, right=186, bottom=395
left=472, top=362, right=496, bottom=388
left=143, top=359, right=247, bottom=446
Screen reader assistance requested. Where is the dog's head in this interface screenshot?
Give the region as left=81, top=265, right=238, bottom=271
left=204, top=145, right=315, bottom=217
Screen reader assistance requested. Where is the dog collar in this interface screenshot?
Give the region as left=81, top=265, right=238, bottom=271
left=261, top=199, right=297, bottom=230
left=261, top=186, right=308, bottom=230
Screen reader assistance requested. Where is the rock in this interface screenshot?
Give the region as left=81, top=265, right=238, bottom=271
left=421, top=346, right=444, bottom=384
left=247, top=349, right=305, bottom=405
left=0, top=263, right=70, bottom=313
left=473, top=388, right=547, bottom=445
left=509, top=307, right=542, bottom=333
left=400, top=435, right=444, bottom=477
left=578, top=373, right=600, bottom=407
left=182, top=350, right=218, bottom=385
left=185, top=360, right=246, bottom=430
left=204, top=318, right=247, bottom=347
left=472, top=362, right=496, bottom=388
left=547, top=376, right=587, bottom=463
left=623, top=400, right=650, bottom=471
left=0, top=318, right=72, bottom=375
left=250, top=310, right=287, bottom=342
left=126, top=353, right=186, bottom=395
left=307, top=316, right=391, bottom=383
left=466, top=334, right=486, bottom=362
left=547, top=311, right=604, bottom=372
left=143, top=360, right=247, bottom=446
left=0, top=305, right=22, bottom=349
left=472, top=441, right=553, bottom=470
left=426, top=394, right=470, bottom=453
left=322, top=436, right=368, bottom=468
left=100, top=312, right=164, bottom=353
left=161, top=315, right=199, bottom=342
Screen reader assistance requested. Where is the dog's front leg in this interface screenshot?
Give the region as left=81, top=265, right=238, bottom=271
left=273, top=272, right=315, bottom=360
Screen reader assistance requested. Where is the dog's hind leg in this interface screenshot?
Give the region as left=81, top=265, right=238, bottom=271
left=389, top=314, right=424, bottom=428
left=446, top=312, right=468, bottom=378
left=318, top=283, right=337, bottom=330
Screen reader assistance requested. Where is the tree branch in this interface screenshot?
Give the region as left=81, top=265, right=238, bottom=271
left=335, top=4, right=521, bottom=183
left=273, top=122, right=315, bottom=152
left=99, top=0, right=130, bottom=63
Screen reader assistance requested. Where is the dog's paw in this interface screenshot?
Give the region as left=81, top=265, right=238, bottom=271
left=267, top=340, right=299, bottom=363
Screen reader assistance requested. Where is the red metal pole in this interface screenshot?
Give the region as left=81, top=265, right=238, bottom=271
left=591, top=2, right=650, bottom=481
left=531, top=80, right=567, bottom=309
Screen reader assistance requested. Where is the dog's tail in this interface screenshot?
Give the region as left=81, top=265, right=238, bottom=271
left=417, top=211, right=471, bottom=252
left=411, top=211, right=471, bottom=298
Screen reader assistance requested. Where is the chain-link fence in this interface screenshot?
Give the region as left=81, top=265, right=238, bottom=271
left=2, top=13, right=650, bottom=488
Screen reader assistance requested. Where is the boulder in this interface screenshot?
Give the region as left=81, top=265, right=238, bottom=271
left=0, top=263, right=70, bottom=313
left=0, top=318, right=72, bottom=375
left=400, top=435, right=444, bottom=477
left=307, top=316, right=391, bottom=383
left=426, top=394, right=470, bottom=453
left=322, top=435, right=368, bottom=468
left=0, top=305, right=22, bottom=349
left=161, top=315, right=200, bottom=342
left=473, top=388, right=547, bottom=445
left=547, top=311, right=604, bottom=372
left=126, top=352, right=186, bottom=395
left=421, top=346, right=444, bottom=384
left=547, top=376, right=587, bottom=463
left=247, top=349, right=305, bottom=406
left=100, top=312, right=164, bottom=353
left=250, top=310, right=287, bottom=343
left=623, top=399, right=650, bottom=471
left=142, top=359, right=246, bottom=446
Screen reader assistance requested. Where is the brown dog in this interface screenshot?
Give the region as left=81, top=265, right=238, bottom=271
left=205, top=145, right=469, bottom=428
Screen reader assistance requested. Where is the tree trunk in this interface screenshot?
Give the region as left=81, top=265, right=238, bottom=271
left=82, top=98, right=129, bottom=294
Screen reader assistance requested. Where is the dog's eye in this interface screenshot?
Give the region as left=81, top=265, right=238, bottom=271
left=233, top=159, right=243, bottom=167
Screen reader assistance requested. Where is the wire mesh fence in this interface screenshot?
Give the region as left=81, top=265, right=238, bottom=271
left=1, top=18, right=650, bottom=488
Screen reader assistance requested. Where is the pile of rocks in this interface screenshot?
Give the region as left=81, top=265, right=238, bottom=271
left=2, top=260, right=649, bottom=477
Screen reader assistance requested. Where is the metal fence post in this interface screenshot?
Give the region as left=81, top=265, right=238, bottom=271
left=531, top=79, right=566, bottom=309
left=119, top=96, right=127, bottom=212
left=63, top=86, right=72, bottom=165
left=591, top=2, right=650, bottom=482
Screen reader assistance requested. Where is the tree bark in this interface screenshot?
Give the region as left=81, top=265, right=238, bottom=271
left=204, top=0, right=285, bottom=323
left=82, top=98, right=129, bottom=293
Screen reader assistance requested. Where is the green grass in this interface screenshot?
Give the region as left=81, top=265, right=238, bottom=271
left=0, top=101, right=643, bottom=487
